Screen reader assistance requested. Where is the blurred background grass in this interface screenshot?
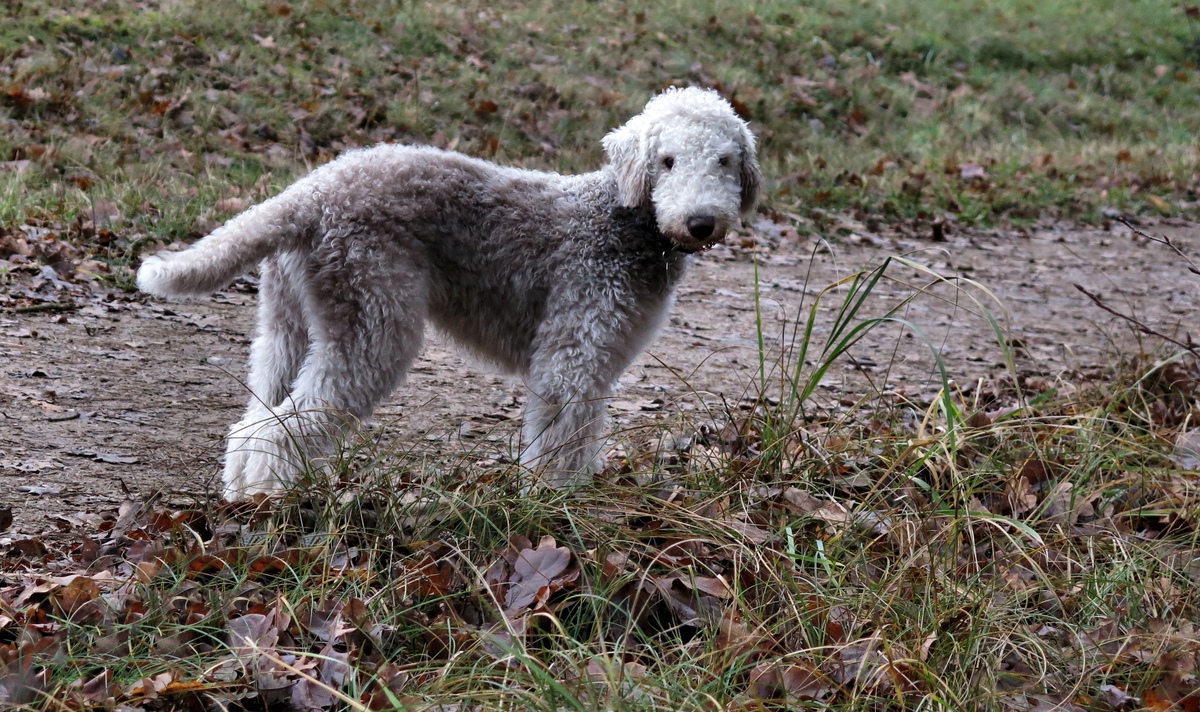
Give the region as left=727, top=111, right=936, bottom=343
left=0, top=0, right=1195, bottom=248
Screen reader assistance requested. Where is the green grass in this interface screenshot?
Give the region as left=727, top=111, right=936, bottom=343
left=0, top=0, right=1196, bottom=266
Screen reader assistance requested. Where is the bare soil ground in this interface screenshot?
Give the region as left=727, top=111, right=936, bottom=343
left=3, top=221, right=1197, bottom=530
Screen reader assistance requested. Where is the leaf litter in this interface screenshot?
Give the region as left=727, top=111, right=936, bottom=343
left=3, top=353, right=1200, bottom=710
left=5, top=250, right=1200, bottom=708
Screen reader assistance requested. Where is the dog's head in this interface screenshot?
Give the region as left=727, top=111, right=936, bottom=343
left=602, top=87, right=761, bottom=253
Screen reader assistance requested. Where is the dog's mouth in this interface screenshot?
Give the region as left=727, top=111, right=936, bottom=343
left=663, top=214, right=730, bottom=254
left=669, top=234, right=725, bottom=254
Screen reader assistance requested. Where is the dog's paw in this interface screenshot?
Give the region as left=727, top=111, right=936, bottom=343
left=518, top=445, right=600, bottom=493
left=221, top=415, right=301, bottom=500
left=238, top=447, right=298, bottom=497
left=221, top=442, right=251, bottom=498
left=519, top=433, right=604, bottom=493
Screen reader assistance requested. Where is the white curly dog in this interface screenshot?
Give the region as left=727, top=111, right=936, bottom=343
left=138, top=87, right=760, bottom=499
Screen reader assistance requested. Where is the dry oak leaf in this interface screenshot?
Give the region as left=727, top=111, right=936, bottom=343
left=681, top=575, right=732, bottom=599
left=62, top=668, right=117, bottom=706
left=723, top=518, right=771, bottom=545
left=125, top=670, right=175, bottom=699
left=781, top=487, right=823, bottom=514
left=1043, top=481, right=1095, bottom=526
left=225, top=606, right=289, bottom=663
left=402, top=550, right=455, bottom=597
left=1006, top=472, right=1038, bottom=516
left=214, top=197, right=247, bottom=213
left=578, top=656, right=649, bottom=704
left=749, top=661, right=833, bottom=701
left=959, top=163, right=988, bottom=181
left=291, top=641, right=351, bottom=711
left=473, top=99, right=499, bottom=116
left=1099, top=683, right=1139, bottom=711
left=503, top=535, right=579, bottom=615
left=1171, top=429, right=1200, bottom=470
left=716, top=608, right=773, bottom=663
left=828, top=636, right=921, bottom=694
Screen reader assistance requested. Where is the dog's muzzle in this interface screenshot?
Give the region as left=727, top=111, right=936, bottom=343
left=670, top=214, right=725, bottom=254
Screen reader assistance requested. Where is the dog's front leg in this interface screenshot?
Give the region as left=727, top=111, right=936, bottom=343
left=223, top=404, right=347, bottom=498
left=517, top=288, right=657, bottom=489
left=520, top=384, right=608, bottom=490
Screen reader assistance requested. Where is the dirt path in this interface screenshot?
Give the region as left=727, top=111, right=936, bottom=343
left=3, top=221, right=1197, bottom=530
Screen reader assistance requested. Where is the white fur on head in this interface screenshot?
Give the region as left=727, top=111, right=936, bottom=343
left=601, top=114, right=652, bottom=208
left=605, top=87, right=760, bottom=250
left=603, top=87, right=761, bottom=248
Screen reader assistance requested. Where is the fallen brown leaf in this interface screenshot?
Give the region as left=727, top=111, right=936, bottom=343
left=503, top=535, right=578, bottom=616
left=749, top=660, right=832, bottom=701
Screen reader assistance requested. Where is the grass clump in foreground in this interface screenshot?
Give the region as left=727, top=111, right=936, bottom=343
left=2, top=261, right=1199, bottom=711
left=0, top=0, right=1196, bottom=277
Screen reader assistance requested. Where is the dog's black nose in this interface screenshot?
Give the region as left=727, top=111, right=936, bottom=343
left=687, top=215, right=716, bottom=240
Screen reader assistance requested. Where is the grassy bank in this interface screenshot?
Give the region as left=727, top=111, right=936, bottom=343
left=0, top=0, right=1196, bottom=260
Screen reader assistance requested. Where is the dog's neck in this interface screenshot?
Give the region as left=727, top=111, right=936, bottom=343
left=611, top=204, right=693, bottom=256
left=589, top=172, right=691, bottom=267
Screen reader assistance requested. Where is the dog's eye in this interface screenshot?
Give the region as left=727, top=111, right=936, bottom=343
left=718, top=156, right=731, bottom=167
left=661, top=156, right=674, bottom=171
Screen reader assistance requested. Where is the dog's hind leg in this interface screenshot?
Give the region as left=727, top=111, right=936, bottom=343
left=222, top=252, right=310, bottom=496
left=225, top=240, right=427, bottom=498
left=247, top=252, right=310, bottom=409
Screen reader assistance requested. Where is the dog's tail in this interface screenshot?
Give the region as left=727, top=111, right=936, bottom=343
left=137, top=185, right=317, bottom=299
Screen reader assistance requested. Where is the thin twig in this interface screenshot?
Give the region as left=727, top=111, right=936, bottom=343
left=13, top=302, right=80, bottom=314
left=1116, top=216, right=1200, bottom=276
left=1074, top=283, right=1200, bottom=359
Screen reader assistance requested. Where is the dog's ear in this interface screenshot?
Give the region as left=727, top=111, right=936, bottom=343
left=736, top=123, right=762, bottom=217
left=602, top=118, right=652, bottom=208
